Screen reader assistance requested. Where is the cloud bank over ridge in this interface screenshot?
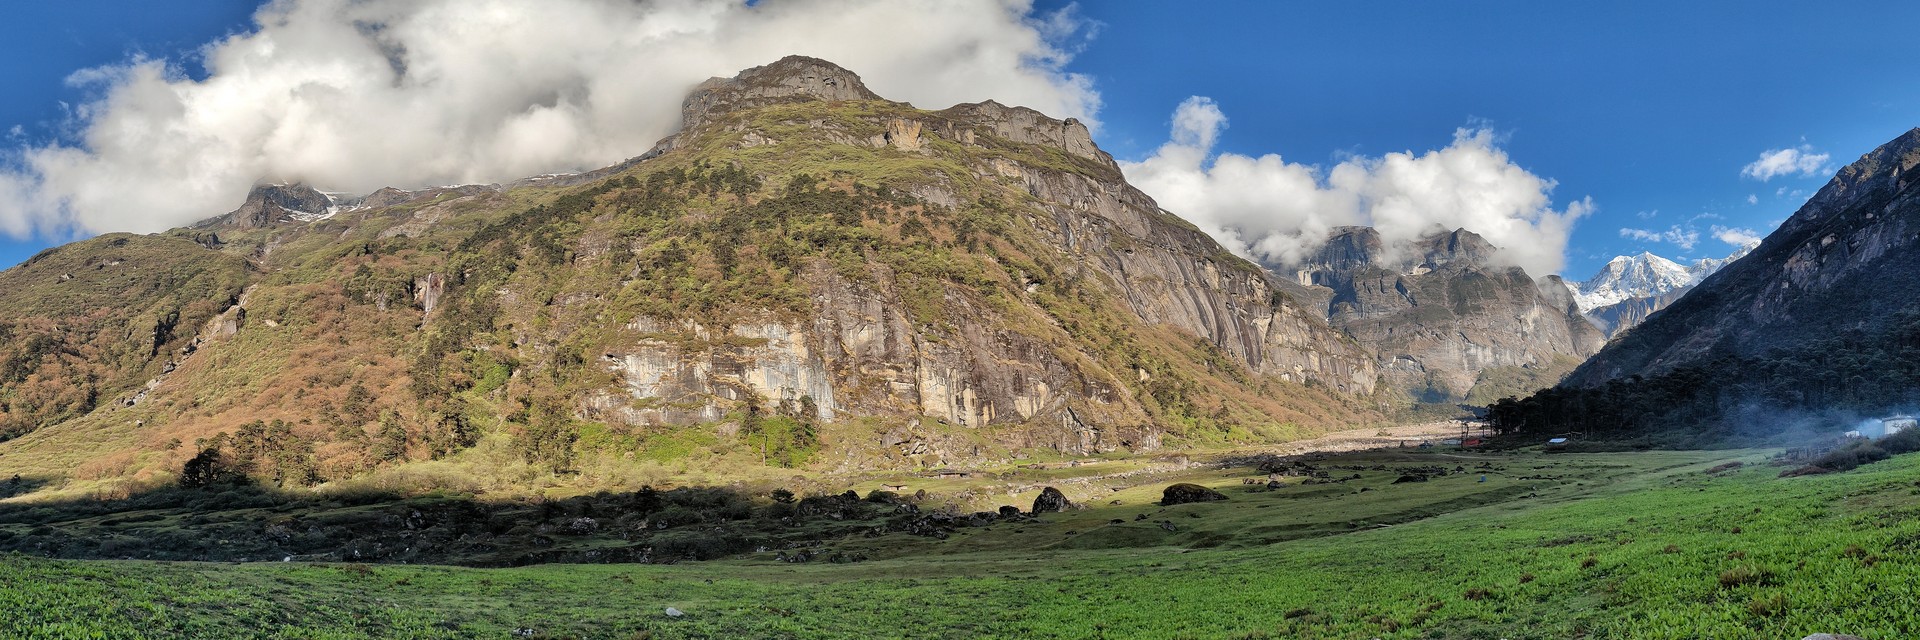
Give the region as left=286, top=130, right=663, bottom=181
left=0, top=0, right=1099, bottom=237
left=1121, top=97, right=1592, bottom=276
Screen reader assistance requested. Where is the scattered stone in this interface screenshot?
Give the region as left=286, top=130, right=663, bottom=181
left=1160, top=483, right=1228, bottom=506
left=665, top=607, right=685, bottom=618
left=998, top=505, right=1021, bottom=518
left=1801, top=635, right=1866, bottom=640
left=1392, top=474, right=1429, bottom=484
left=1032, top=487, right=1070, bottom=513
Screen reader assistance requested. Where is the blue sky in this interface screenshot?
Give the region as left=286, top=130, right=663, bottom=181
left=1, top=1, right=1915, bottom=279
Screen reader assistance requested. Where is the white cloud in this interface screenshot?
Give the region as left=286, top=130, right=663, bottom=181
left=1619, top=225, right=1699, bottom=251
left=1120, top=97, right=1590, bottom=276
left=1635, top=209, right=1659, bottom=220
left=1740, top=144, right=1829, bottom=181
left=1746, top=193, right=1758, bottom=205
left=0, top=0, right=1099, bottom=238
left=1711, top=225, right=1763, bottom=248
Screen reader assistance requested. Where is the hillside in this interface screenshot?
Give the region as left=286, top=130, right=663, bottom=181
left=1492, top=128, right=1920, bottom=438
left=0, top=234, right=251, bottom=440
left=0, top=56, right=1388, bottom=498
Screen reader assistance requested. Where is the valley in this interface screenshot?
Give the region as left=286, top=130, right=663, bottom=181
left=7, top=445, right=1919, bottom=638
left=0, top=9, right=1914, bottom=637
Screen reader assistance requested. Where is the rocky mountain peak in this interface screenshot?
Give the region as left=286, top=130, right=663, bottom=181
left=217, top=183, right=335, bottom=229
left=1286, top=224, right=1601, bottom=402
left=1305, top=226, right=1386, bottom=270
left=680, top=55, right=882, bottom=131
left=938, top=100, right=1110, bottom=168
left=1572, top=251, right=1692, bottom=311
left=1790, top=127, right=1920, bottom=233
left=1416, top=227, right=1498, bottom=268
left=1303, top=226, right=1496, bottom=274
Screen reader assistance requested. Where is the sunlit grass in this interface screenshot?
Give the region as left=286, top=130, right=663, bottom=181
left=4, top=448, right=1916, bottom=638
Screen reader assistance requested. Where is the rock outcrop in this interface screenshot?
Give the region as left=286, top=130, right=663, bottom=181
left=1160, top=483, right=1227, bottom=505
left=217, top=183, right=335, bottom=228
left=1032, top=487, right=1071, bottom=513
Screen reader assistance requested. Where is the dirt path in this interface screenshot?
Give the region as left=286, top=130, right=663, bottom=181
left=1211, top=421, right=1479, bottom=460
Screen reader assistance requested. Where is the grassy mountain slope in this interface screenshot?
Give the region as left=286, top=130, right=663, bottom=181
left=0, top=57, right=1388, bottom=499
left=0, top=234, right=251, bottom=441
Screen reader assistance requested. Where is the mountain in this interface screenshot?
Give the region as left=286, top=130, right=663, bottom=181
left=1569, top=245, right=1756, bottom=336
left=1286, top=226, right=1606, bottom=403
left=1491, top=128, right=1920, bottom=438
left=0, top=56, right=1387, bottom=496
left=1571, top=252, right=1694, bottom=311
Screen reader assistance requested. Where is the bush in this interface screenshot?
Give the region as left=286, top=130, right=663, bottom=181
left=1718, top=565, right=1774, bottom=588
left=1879, top=427, right=1920, bottom=454
left=179, top=448, right=247, bottom=488
left=1746, top=592, right=1787, bottom=618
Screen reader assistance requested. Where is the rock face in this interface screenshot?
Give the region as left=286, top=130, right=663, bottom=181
left=1288, top=227, right=1605, bottom=401
left=1159, top=483, right=1227, bottom=505
left=1032, top=487, right=1070, bottom=513
left=575, top=56, right=1380, bottom=454
left=681, top=56, right=880, bottom=131
left=1568, top=128, right=1920, bottom=386
left=219, top=183, right=335, bottom=228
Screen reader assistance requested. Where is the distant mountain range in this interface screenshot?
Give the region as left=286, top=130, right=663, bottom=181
left=1563, top=245, right=1757, bottom=336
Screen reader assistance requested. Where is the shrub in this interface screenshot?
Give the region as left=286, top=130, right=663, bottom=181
left=179, top=448, right=247, bottom=488
left=1746, top=592, right=1787, bottom=618
left=1718, top=565, right=1774, bottom=588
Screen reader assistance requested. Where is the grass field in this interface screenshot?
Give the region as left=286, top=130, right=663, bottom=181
left=4, top=447, right=1918, bottom=639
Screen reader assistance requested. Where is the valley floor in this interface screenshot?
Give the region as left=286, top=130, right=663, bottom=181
left=5, top=446, right=1919, bottom=639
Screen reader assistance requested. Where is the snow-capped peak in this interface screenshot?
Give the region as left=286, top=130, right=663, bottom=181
left=1573, top=252, right=1693, bottom=311
left=1570, top=245, right=1757, bottom=312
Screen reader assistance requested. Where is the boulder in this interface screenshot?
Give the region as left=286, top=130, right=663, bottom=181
left=998, top=505, right=1021, bottom=518
left=1160, top=483, right=1228, bottom=506
left=1032, top=487, right=1070, bottom=513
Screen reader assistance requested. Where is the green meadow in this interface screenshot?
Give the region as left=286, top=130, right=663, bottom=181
left=5, top=447, right=1918, bottom=639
